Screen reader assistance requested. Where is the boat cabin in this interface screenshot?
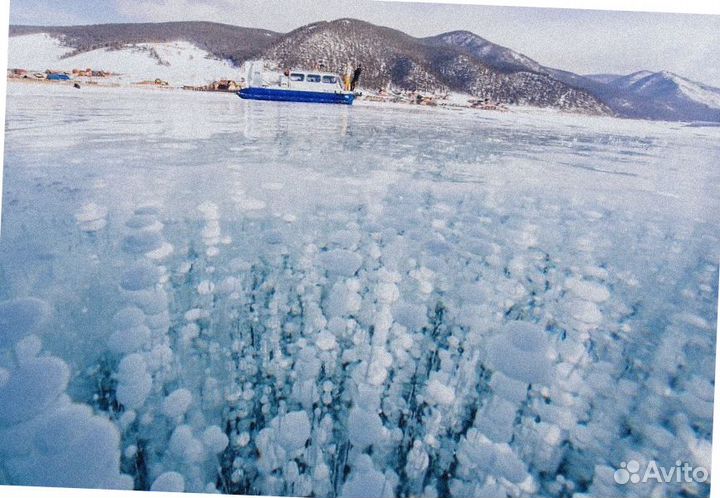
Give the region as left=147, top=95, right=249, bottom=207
left=280, top=71, right=344, bottom=93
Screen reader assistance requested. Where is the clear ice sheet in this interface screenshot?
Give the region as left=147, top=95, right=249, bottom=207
left=0, top=84, right=719, bottom=497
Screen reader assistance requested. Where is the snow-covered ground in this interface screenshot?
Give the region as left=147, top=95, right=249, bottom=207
left=0, top=83, right=718, bottom=497
left=8, top=34, right=241, bottom=86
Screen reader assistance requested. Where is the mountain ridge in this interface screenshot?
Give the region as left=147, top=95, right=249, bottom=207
left=9, top=19, right=720, bottom=121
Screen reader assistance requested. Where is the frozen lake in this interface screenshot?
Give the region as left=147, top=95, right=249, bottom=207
left=1, top=83, right=718, bottom=497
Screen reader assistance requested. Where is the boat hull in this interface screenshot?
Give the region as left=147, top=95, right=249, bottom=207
left=238, top=87, right=355, bottom=105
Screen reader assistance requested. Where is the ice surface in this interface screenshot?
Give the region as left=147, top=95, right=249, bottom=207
left=1, top=83, right=718, bottom=496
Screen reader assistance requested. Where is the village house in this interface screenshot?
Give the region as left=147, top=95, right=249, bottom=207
left=8, top=68, right=28, bottom=78
left=211, top=80, right=239, bottom=91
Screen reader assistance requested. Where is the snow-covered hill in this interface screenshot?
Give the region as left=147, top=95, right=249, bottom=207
left=262, top=19, right=610, bottom=114
left=595, top=70, right=720, bottom=122
left=626, top=71, right=720, bottom=108
left=8, top=33, right=241, bottom=86
left=607, top=70, right=656, bottom=90
left=429, top=31, right=720, bottom=122
left=8, top=21, right=720, bottom=121
left=423, top=30, right=546, bottom=74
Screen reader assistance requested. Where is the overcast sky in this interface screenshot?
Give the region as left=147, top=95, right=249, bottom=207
left=8, top=0, right=720, bottom=86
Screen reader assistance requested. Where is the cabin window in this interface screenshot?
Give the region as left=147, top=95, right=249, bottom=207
left=322, top=76, right=338, bottom=84
left=306, top=74, right=321, bottom=83
left=289, top=73, right=304, bottom=81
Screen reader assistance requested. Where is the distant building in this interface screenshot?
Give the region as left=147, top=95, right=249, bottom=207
left=73, top=68, right=111, bottom=78
left=136, top=79, right=169, bottom=86
left=213, top=80, right=239, bottom=91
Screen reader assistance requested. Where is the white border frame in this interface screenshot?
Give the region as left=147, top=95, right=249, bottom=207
left=0, top=2, right=718, bottom=498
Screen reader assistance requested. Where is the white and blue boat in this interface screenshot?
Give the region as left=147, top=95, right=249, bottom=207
left=238, top=61, right=356, bottom=105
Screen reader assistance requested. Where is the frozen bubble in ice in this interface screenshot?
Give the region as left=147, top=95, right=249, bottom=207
left=184, top=308, right=209, bottom=322
left=426, top=378, right=456, bottom=406
left=0, top=297, right=51, bottom=348
left=262, top=230, right=284, bottom=245
left=125, top=288, right=168, bottom=315
left=124, top=445, right=137, bottom=459
left=202, top=425, right=229, bottom=453
left=151, top=471, right=185, bottom=492
left=341, top=454, right=397, bottom=498
left=331, top=229, right=361, bottom=248
left=119, top=410, right=136, bottom=430
left=229, top=258, right=251, bottom=272
left=474, top=396, right=519, bottom=443
left=568, top=299, right=602, bottom=325
left=673, top=312, right=711, bottom=331
left=112, top=307, right=146, bottom=330
left=424, top=240, right=452, bottom=256
left=145, top=311, right=170, bottom=331
left=197, top=201, right=219, bottom=220
left=115, top=354, right=152, bottom=409
left=11, top=403, right=130, bottom=489
left=162, top=388, right=193, bottom=418
left=316, top=330, right=338, bottom=351
left=376, top=282, right=400, bottom=304
left=169, top=425, right=205, bottom=463
left=583, top=265, right=609, bottom=280
left=0, top=356, right=70, bottom=424
left=122, top=231, right=164, bottom=254
left=120, top=262, right=164, bottom=291
left=134, top=206, right=160, bottom=216
left=348, top=407, right=385, bottom=449
left=392, top=303, right=428, bottom=330
left=146, top=344, right=174, bottom=372
left=565, top=278, right=610, bottom=303
left=75, top=202, right=108, bottom=232
left=274, top=411, right=311, bottom=453
left=180, top=323, right=200, bottom=345
left=324, top=281, right=362, bottom=318
left=75, top=202, right=108, bottom=223
left=486, top=321, right=552, bottom=385
left=319, top=249, right=362, bottom=277
left=108, top=325, right=151, bottom=354
left=490, top=371, right=529, bottom=404
left=79, top=218, right=108, bottom=232
left=197, top=280, right=215, bottom=295
left=202, top=221, right=221, bottom=240
left=146, top=242, right=174, bottom=261
left=125, top=214, right=162, bottom=232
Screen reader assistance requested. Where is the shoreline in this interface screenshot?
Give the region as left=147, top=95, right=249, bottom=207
left=3, top=77, right=594, bottom=118
left=6, top=77, right=710, bottom=128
